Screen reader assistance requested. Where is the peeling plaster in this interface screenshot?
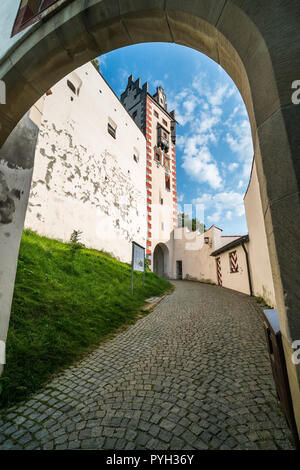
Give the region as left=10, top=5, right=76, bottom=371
left=0, top=170, right=16, bottom=224
left=27, top=119, right=146, bottom=245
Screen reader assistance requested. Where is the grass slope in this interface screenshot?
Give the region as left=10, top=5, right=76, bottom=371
left=0, top=230, right=172, bottom=408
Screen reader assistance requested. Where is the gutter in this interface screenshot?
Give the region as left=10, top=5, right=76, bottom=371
left=241, top=241, right=253, bottom=296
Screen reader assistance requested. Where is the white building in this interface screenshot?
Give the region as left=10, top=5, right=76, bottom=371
left=155, top=158, right=277, bottom=308
left=25, top=62, right=147, bottom=263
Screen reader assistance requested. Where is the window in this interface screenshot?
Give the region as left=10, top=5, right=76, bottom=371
left=164, top=155, right=170, bottom=170
left=67, top=80, right=76, bottom=95
left=229, top=251, right=239, bottom=273
left=154, top=110, right=159, bottom=118
left=132, top=110, right=137, bottom=120
left=67, top=72, right=82, bottom=96
left=160, top=198, right=163, bottom=205
left=133, top=147, right=139, bottom=163
left=155, top=152, right=161, bottom=163
left=108, top=119, right=117, bottom=139
left=165, top=174, right=170, bottom=191
left=162, top=118, right=168, bottom=127
left=157, top=126, right=169, bottom=152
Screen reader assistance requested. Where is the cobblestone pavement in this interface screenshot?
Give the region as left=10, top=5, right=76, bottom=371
left=0, top=281, right=295, bottom=450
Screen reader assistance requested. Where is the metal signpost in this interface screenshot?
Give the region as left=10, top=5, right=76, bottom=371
left=131, top=241, right=145, bottom=294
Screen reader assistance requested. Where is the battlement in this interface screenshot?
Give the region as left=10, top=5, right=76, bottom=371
left=120, top=75, right=148, bottom=102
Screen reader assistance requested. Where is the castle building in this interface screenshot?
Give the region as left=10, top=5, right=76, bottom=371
left=121, top=77, right=177, bottom=270
left=24, top=62, right=147, bottom=263
left=23, top=62, right=276, bottom=307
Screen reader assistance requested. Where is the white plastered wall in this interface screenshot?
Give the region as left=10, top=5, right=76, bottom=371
left=244, top=160, right=276, bottom=307
left=24, top=62, right=147, bottom=263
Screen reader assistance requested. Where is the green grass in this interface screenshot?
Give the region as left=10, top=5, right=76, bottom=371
left=256, top=296, right=271, bottom=309
left=0, top=229, right=172, bottom=409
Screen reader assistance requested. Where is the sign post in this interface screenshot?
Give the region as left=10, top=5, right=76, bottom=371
left=131, top=241, right=145, bottom=294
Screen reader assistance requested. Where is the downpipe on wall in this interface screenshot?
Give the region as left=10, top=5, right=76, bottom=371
left=241, top=241, right=253, bottom=297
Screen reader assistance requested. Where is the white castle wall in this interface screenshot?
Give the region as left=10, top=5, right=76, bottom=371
left=171, top=226, right=220, bottom=282
left=25, top=62, right=147, bottom=263
left=244, top=160, right=276, bottom=306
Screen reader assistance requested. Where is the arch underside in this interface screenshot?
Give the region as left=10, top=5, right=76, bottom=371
left=153, top=243, right=169, bottom=279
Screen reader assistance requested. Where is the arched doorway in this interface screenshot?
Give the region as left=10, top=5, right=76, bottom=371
left=0, top=0, right=299, bottom=434
left=153, top=243, right=169, bottom=279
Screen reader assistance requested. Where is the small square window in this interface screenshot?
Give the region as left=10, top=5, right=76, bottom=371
left=160, top=198, right=163, bottom=205
left=133, top=147, right=139, bottom=163
left=154, top=110, right=159, bottom=118
left=162, top=119, right=168, bottom=127
left=108, top=120, right=117, bottom=139
left=67, top=80, right=76, bottom=95
left=165, top=174, right=170, bottom=191
left=164, top=156, right=170, bottom=170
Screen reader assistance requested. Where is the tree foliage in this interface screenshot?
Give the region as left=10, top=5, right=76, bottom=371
left=178, top=213, right=206, bottom=233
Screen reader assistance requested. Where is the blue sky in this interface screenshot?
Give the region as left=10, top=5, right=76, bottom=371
left=96, top=43, right=253, bottom=235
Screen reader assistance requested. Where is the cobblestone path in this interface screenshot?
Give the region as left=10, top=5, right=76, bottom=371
left=0, top=281, right=295, bottom=450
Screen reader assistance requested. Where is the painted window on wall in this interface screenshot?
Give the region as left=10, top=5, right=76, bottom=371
left=216, top=257, right=222, bottom=286
left=229, top=250, right=239, bottom=273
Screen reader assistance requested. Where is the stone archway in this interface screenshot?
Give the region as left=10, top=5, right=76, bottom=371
left=153, top=243, right=169, bottom=279
left=0, top=0, right=299, bottom=433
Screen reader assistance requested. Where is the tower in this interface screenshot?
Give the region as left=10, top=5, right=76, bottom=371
left=121, top=76, right=177, bottom=271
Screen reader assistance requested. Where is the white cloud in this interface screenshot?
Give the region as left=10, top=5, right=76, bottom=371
left=207, top=210, right=222, bottom=224
left=183, top=99, right=197, bottom=115
left=168, top=70, right=252, bottom=212
left=207, top=84, right=229, bottom=107
left=225, top=119, right=253, bottom=180
left=182, top=147, right=222, bottom=190
left=215, top=191, right=245, bottom=217
left=228, top=163, right=239, bottom=172
left=193, top=190, right=245, bottom=226
left=153, top=79, right=165, bottom=88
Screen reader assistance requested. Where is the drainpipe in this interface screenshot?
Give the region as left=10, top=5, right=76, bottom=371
left=242, top=241, right=253, bottom=296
